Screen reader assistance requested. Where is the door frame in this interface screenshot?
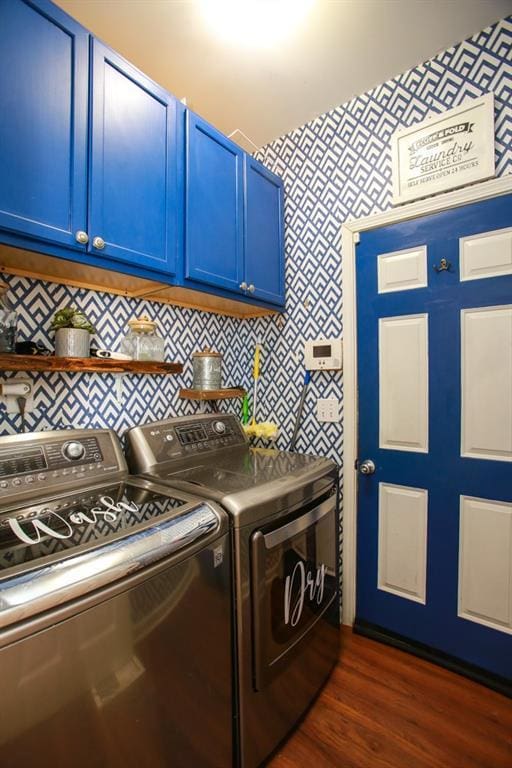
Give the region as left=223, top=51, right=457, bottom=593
left=340, top=174, right=512, bottom=625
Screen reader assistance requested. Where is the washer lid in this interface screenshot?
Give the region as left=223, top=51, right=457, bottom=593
left=0, top=480, right=215, bottom=574
left=0, top=480, right=223, bottom=630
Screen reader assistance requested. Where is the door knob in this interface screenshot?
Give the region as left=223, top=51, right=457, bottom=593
left=75, top=230, right=89, bottom=245
left=359, top=459, right=376, bottom=475
left=92, top=236, right=105, bottom=250
left=239, top=282, right=248, bottom=291
left=248, top=284, right=255, bottom=293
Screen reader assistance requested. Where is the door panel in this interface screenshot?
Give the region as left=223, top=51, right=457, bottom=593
left=379, top=314, right=429, bottom=453
left=356, top=193, right=512, bottom=681
left=185, top=113, right=244, bottom=293
left=377, top=246, right=428, bottom=293
left=458, top=495, right=512, bottom=634
left=460, top=227, right=512, bottom=281
left=377, top=483, right=428, bottom=604
left=89, top=40, right=179, bottom=275
left=0, top=0, right=88, bottom=247
left=244, top=157, right=285, bottom=306
left=461, top=306, right=512, bottom=461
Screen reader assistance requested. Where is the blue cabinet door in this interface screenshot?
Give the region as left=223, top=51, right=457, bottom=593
left=185, top=113, right=244, bottom=293
left=0, top=0, right=88, bottom=248
left=244, top=157, right=285, bottom=306
left=89, top=40, right=181, bottom=275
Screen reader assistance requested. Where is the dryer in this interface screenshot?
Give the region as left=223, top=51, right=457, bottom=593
left=126, top=413, right=341, bottom=768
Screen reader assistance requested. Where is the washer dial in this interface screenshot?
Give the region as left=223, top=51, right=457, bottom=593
left=62, top=441, right=86, bottom=461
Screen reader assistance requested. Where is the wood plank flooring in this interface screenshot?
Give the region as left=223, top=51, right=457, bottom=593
left=268, top=627, right=512, bottom=768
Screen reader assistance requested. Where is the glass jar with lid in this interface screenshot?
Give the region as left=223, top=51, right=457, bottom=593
left=0, top=279, right=17, bottom=353
left=120, top=315, right=165, bottom=361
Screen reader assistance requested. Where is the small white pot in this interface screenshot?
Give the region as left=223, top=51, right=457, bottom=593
left=55, top=328, right=91, bottom=358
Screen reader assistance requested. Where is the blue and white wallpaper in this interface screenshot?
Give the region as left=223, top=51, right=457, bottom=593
left=1, top=16, right=511, bottom=488
left=253, top=14, right=512, bottom=471
left=0, top=275, right=261, bottom=435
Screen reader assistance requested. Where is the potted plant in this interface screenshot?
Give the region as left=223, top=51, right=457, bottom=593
left=51, top=307, right=95, bottom=358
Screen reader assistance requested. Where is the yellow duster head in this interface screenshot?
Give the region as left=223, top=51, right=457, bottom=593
left=243, top=421, right=279, bottom=440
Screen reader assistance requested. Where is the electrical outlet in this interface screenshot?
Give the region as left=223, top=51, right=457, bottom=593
left=317, top=397, right=340, bottom=423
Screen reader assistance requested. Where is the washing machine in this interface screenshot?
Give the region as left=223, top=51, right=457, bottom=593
left=0, top=428, right=233, bottom=768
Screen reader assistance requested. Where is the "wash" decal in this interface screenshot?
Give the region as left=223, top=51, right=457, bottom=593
left=8, top=496, right=140, bottom=545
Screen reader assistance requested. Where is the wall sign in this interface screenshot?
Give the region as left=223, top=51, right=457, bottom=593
left=391, top=94, right=495, bottom=205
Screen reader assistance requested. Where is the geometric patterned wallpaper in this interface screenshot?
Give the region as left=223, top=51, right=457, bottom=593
left=253, top=14, right=512, bottom=480
left=0, top=274, right=260, bottom=437
left=1, top=16, right=511, bottom=483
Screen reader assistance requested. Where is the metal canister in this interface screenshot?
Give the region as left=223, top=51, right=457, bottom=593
left=192, top=348, right=222, bottom=390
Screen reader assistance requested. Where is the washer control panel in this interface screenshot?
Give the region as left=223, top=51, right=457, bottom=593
left=128, top=414, right=247, bottom=466
left=0, top=430, right=125, bottom=501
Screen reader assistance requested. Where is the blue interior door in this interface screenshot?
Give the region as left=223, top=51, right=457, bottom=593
left=356, top=193, right=512, bottom=683
left=0, top=0, right=88, bottom=248
left=244, top=157, right=285, bottom=306
left=89, top=40, right=180, bottom=275
left=185, top=112, right=244, bottom=294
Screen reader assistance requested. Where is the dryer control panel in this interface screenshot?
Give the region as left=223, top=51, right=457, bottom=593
left=127, top=414, right=247, bottom=469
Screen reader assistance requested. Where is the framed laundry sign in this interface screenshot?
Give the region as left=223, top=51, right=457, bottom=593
left=391, top=93, right=495, bottom=205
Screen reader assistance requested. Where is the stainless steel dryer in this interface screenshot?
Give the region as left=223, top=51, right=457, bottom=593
left=126, top=413, right=340, bottom=768
left=0, top=428, right=233, bottom=768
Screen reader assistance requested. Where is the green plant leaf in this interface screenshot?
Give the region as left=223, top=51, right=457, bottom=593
left=51, top=306, right=95, bottom=334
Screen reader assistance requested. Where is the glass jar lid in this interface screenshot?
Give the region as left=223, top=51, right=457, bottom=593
left=127, top=315, right=157, bottom=334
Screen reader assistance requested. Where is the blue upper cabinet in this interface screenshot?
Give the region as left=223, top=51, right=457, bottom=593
left=185, top=113, right=285, bottom=306
left=89, top=41, right=180, bottom=275
left=0, top=0, right=285, bottom=311
left=244, top=157, right=285, bottom=306
left=185, top=112, right=245, bottom=293
left=0, top=0, right=89, bottom=249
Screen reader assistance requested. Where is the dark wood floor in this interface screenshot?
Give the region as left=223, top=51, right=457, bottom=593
left=268, top=627, right=512, bottom=768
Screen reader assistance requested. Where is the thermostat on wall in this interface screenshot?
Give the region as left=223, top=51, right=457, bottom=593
left=304, top=338, right=343, bottom=371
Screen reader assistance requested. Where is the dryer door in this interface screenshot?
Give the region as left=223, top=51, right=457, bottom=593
left=251, top=488, right=338, bottom=690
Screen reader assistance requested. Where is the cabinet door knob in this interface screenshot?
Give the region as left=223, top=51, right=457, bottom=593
left=239, top=282, right=248, bottom=291
left=92, top=236, right=105, bottom=250
left=248, top=284, right=255, bottom=293
left=75, top=230, right=89, bottom=245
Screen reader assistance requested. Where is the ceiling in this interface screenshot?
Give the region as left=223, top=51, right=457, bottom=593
left=58, top=0, right=512, bottom=150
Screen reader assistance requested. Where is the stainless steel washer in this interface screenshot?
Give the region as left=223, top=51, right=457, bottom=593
left=126, top=414, right=340, bottom=768
left=0, top=428, right=233, bottom=768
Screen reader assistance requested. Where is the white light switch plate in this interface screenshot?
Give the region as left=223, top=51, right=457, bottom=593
left=317, top=397, right=340, bottom=423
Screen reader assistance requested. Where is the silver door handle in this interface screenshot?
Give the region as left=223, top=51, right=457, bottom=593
left=92, top=236, right=105, bottom=250
left=240, top=282, right=248, bottom=291
left=248, top=284, right=255, bottom=293
left=75, top=230, right=89, bottom=245
left=262, top=494, right=336, bottom=549
left=359, top=459, right=376, bottom=475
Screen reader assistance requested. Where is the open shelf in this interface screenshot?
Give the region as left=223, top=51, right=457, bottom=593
left=0, top=354, right=183, bottom=375
left=179, top=387, right=245, bottom=401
